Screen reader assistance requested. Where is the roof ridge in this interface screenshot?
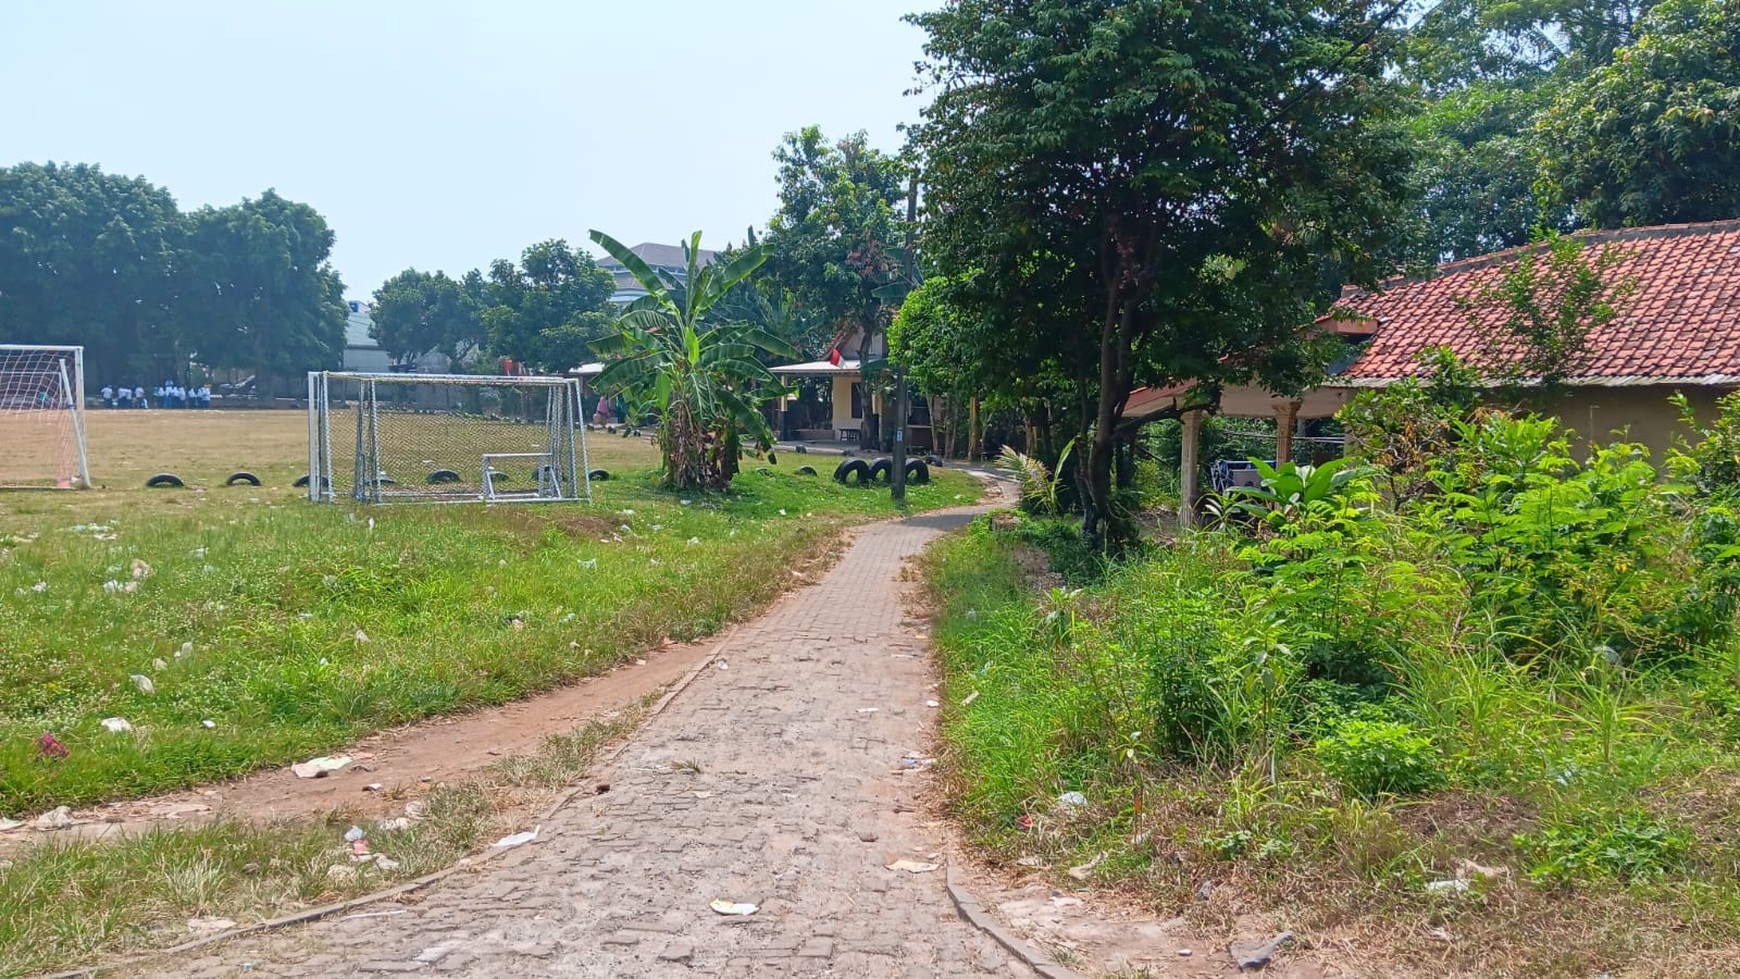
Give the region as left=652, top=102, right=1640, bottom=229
left=1345, top=219, right=1740, bottom=299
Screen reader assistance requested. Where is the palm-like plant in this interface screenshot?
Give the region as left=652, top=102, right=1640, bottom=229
left=588, top=230, right=798, bottom=490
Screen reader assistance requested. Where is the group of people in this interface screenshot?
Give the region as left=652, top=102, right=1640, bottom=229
left=98, top=381, right=213, bottom=409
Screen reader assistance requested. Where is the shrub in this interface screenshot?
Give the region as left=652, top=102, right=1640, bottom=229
left=1515, top=810, right=1690, bottom=885
left=1315, top=718, right=1444, bottom=799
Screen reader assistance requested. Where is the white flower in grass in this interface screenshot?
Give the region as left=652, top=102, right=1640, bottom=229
left=31, top=581, right=47, bottom=593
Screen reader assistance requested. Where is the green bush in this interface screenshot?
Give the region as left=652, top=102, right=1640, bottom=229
left=1515, top=810, right=1691, bottom=885
left=1315, top=718, right=1444, bottom=799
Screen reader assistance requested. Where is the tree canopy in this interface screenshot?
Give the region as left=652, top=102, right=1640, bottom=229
left=908, top=0, right=1419, bottom=543
left=0, top=163, right=346, bottom=386
left=369, top=239, right=615, bottom=375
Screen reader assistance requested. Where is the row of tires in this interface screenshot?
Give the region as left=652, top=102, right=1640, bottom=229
left=833, top=458, right=930, bottom=486
left=148, top=469, right=613, bottom=489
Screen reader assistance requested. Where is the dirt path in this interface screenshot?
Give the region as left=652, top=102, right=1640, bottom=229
left=6, top=640, right=718, bottom=845
left=133, top=503, right=1029, bottom=978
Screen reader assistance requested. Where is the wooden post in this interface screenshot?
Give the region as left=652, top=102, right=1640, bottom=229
left=1180, top=408, right=1203, bottom=528
left=1275, top=400, right=1300, bottom=466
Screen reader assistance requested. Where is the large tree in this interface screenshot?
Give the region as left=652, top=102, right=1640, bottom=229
left=763, top=127, right=911, bottom=443
left=0, top=163, right=185, bottom=383
left=476, top=239, right=615, bottom=374
left=180, top=190, right=348, bottom=388
left=909, top=0, right=1418, bottom=545
left=369, top=268, right=484, bottom=363
left=1536, top=0, right=1740, bottom=227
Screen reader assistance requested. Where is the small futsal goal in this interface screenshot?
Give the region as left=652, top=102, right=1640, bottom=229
left=306, top=371, right=590, bottom=504
left=0, top=344, right=90, bottom=489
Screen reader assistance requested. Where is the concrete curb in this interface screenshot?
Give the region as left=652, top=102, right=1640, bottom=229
left=38, top=626, right=740, bottom=979
left=945, top=863, right=1083, bottom=979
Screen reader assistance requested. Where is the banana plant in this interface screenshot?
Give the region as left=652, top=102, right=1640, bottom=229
left=589, top=230, right=798, bottom=490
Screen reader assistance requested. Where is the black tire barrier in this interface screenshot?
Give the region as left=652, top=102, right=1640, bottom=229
left=767, top=451, right=777, bottom=466
left=905, top=459, right=932, bottom=484
left=588, top=469, right=611, bottom=481
left=293, top=474, right=310, bottom=488
left=925, top=454, right=944, bottom=466
left=225, top=471, right=261, bottom=487
left=867, top=458, right=893, bottom=483
left=833, top=458, right=871, bottom=485
left=794, top=445, right=808, bottom=454
left=488, top=472, right=512, bottom=482
left=795, top=465, right=817, bottom=476
left=374, top=475, right=397, bottom=486
left=145, top=473, right=184, bottom=489
left=427, top=469, right=461, bottom=484
left=754, top=466, right=772, bottom=476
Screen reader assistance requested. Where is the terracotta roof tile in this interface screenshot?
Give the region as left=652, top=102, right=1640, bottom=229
left=1336, top=220, right=1740, bottom=385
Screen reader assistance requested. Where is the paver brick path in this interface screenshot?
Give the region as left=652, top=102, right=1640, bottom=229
left=155, top=505, right=1028, bottom=978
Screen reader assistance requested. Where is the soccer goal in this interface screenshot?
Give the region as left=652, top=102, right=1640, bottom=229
left=306, top=371, right=590, bottom=504
left=0, top=344, right=91, bottom=489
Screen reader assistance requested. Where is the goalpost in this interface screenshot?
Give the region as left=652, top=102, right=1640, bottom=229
left=0, top=344, right=91, bottom=489
left=306, top=371, right=590, bottom=504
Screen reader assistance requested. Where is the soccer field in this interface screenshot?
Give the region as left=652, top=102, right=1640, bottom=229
left=2, top=408, right=658, bottom=501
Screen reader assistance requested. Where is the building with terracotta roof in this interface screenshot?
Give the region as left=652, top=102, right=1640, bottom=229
left=1130, top=219, right=1740, bottom=520
left=1327, top=219, right=1740, bottom=453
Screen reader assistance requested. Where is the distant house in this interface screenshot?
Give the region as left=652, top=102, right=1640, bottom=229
left=596, top=241, right=718, bottom=305
left=341, top=301, right=391, bottom=373
left=769, top=325, right=933, bottom=452
left=1128, top=219, right=1740, bottom=520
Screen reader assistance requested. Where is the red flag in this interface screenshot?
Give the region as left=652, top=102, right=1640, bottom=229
left=828, top=347, right=842, bottom=366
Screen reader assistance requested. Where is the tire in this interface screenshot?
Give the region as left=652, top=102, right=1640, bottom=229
left=145, top=473, right=184, bottom=489
left=794, top=445, right=808, bottom=454
left=427, top=469, right=461, bottom=485
left=225, top=471, right=260, bottom=487
left=867, top=458, right=892, bottom=483
left=795, top=465, right=817, bottom=476
left=904, top=459, right=931, bottom=484
left=588, top=469, right=610, bottom=481
left=924, top=454, right=944, bottom=466
left=293, top=474, right=310, bottom=488
left=833, top=458, right=871, bottom=485
left=767, top=451, right=777, bottom=466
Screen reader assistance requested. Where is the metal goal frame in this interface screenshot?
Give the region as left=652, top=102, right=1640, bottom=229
left=0, top=343, right=91, bottom=489
left=306, top=371, right=590, bottom=505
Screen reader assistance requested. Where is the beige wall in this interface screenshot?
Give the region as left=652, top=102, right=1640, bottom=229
left=830, top=375, right=860, bottom=434
left=1544, top=385, right=1727, bottom=461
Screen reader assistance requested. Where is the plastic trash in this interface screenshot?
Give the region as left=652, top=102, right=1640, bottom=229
left=99, top=717, right=133, bottom=733
left=201, top=719, right=216, bottom=729
left=0, top=818, right=23, bottom=832
left=856, top=707, right=879, bottom=714
left=926, top=700, right=940, bottom=708
left=961, top=690, right=981, bottom=706
left=1057, top=790, right=1088, bottom=810
left=130, top=674, right=155, bottom=694
left=291, top=755, right=352, bottom=779
left=1426, top=879, right=1471, bottom=894
left=34, top=806, right=74, bottom=830
left=177, top=642, right=194, bottom=658
left=343, top=825, right=367, bottom=842
left=710, top=899, right=758, bottom=916
left=354, top=629, right=371, bottom=643
left=151, top=658, right=167, bottom=671
left=493, top=826, right=540, bottom=848
left=36, top=733, right=68, bottom=758
left=886, top=859, right=940, bottom=873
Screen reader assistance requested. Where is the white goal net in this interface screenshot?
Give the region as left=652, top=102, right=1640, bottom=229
left=307, top=371, right=590, bottom=504
left=0, top=344, right=90, bottom=489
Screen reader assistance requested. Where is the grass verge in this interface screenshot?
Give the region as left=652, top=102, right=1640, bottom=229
left=0, top=693, right=655, bottom=978
left=920, top=515, right=1740, bottom=979
left=1, top=456, right=978, bottom=813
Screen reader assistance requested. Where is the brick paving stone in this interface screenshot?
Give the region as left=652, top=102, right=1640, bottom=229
left=134, top=500, right=1025, bottom=978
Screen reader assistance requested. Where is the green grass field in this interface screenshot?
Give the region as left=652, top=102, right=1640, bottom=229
left=0, top=410, right=979, bottom=814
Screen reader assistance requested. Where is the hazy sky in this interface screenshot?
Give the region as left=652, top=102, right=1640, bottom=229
left=2, top=0, right=935, bottom=299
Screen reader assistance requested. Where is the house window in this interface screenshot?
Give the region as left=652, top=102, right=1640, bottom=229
left=850, top=382, right=864, bottom=419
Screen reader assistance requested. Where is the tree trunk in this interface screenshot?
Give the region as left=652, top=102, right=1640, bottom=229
left=1082, top=295, right=1133, bottom=548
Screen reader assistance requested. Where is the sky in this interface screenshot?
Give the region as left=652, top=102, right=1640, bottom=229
left=1, top=0, right=936, bottom=299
